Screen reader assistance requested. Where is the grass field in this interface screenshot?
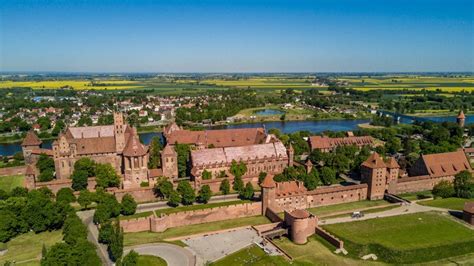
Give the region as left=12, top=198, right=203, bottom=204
left=398, top=190, right=433, bottom=201
left=323, top=212, right=474, bottom=264
left=0, top=80, right=144, bottom=90
left=211, top=244, right=289, bottom=266
left=154, top=200, right=251, bottom=216
left=0, top=230, right=63, bottom=265
left=418, top=197, right=473, bottom=210
left=124, top=215, right=270, bottom=246
left=0, top=174, right=24, bottom=191
left=137, top=255, right=167, bottom=266
left=307, top=200, right=390, bottom=217
left=339, top=75, right=474, bottom=92
left=200, top=77, right=317, bottom=90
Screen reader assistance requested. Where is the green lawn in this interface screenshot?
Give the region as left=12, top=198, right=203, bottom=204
left=155, top=200, right=251, bottom=216
left=322, top=205, right=400, bottom=219
left=398, top=190, right=433, bottom=201
left=0, top=174, right=25, bottom=192
left=307, top=200, right=390, bottom=217
left=323, top=212, right=474, bottom=264
left=124, top=215, right=270, bottom=246
left=211, top=245, right=289, bottom=266
left=418, top=197, right=473, bottom=210
left=0, top=230, right=63, bottom=265
left=137, top=255, right=167, bottom=266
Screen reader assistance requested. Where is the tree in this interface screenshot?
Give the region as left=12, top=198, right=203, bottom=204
left=233, top=176, right=244, bottom=192
left=62, top=214, right=88, bottom=245
left=258, top=172, right=267, bottom=185
left=10, top=187, right=28, bottom=197
left=432, top=180, right=455, bottom=198
left=177, top=181, right=195, bottom=205
left=74, top=158, right=96, bottom=177
left=240, top=182, right=254, bottom=200
left=0, top=210, right=17, bottom=242
left=230, top=160, right=247, bottom=178
left=95, top=163, right=120, bottom=188
left=175, top=144, right=190, bottom=177
left=454, top=170, right=473, bottom=198
left=198, top=185, right=212, bottom=203
left=98, top=222, right=114, bottom=244
left=121, top=194, right=137, bottom=216
left=108, top=221, right=123, bottom=262
left=38, top=168, right=54, bottom=182
left=121, top=250, right=139, bottom=266
left=220, top=179, right=230, bottom=195
left=201, top=170, right=212, bottom=180
left=37, top=117, right=51, bottom=131
left=56, top=188, right=76, bottom=204
left=72, top=170, right=89, bottom=191
left=78, top=190, right=93, bottom=209
left=147, top=136, right=163, bottom=169
left=167, top=190, right=181, bottom=207
left=320, top=167, right=337, bottom=185
left=13, top=151, right=24, bottom=162
left=36, top=153, right=54, bottom=173
left=303, top=170, right=320, bottom=190
left=154, top=180, right=173, bottom=199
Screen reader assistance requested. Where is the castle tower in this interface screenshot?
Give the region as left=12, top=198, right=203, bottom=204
left=114, top=112, right=126, bottom=153
left=21, top=131, right=42, bottom=164
left=260, top=174, right=276, bottom=215
left=287, top=144, right=294, bottom=167
left=122, top=129, right=149, bottom=188
left=385, top=157, right=400, bottom=194
left=360, top=152, right=387, bottom=200
left=161, top=144, right=178, bottom=179
left=305, top=160, right=313, bottom=174
left=24, top=164, right=37, bottom=190
left=457, top=110, right=466, bottom=128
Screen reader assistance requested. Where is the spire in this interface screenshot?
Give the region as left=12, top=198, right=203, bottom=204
left=457, top=110, right=466, bottom=119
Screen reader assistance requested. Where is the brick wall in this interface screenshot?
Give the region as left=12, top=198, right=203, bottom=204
left=316, top=227, right=344, bottom=249
left=120, top=216, right=152, bottom=232
left=121, top=202, right=262, bottom=233
left=395, top=175, right=454, bottom=194
left=0, top=166, right=27, bottom=176
left=35, top=178, right=96, bottom=194
left=198, top=176, right=259, bottom=193
left=112, top=187, right=156, bottom=202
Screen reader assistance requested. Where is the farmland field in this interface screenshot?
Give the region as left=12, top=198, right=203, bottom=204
left=339, top=75, right=474, bottom=92
left=322, top=212, right=474, bottom=263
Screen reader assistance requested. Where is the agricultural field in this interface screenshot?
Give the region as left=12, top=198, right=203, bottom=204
left=339, top=75, right=474, bottom=92
left=199, top=77, right=318, bottom=90
left=322, top=212, right=474, bottom=264
left=0, top=80, right=144, bottom=90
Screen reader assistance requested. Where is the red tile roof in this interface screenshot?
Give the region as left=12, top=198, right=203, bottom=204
left=464, top=202, right=474, bottom=214
left=149, top=168, right=163, bottom=178
left=22, top=131, right=42, bottom=146
left=385, top=157, right=400, bottom=169
left=123, top=131, right=148, bottom=157
left=458, top=110, right=466, bottom=119
left=275, top=181, right=307, bottom=197
left=288, top=209, right=311, bottom=219
left=361, top=152, right=386, bottom=168
left=161, top=144, right=177, bottom=156
left=420, top=150, right=471, bottom=178
left=167, top=128, right=266, bottom=148
left=261, top=174, right=276, bottom=188
left=309, top=135, right=374, bottom=150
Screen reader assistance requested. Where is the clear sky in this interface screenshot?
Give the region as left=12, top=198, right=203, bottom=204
left=1, top=0, right=473, bottom=72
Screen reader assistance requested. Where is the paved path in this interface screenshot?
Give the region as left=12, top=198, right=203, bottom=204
left=320, top=202, right=446, bottom=225
left=124, top=243, right=196, bottom=266
left=77, top=210, right=113, bottom=266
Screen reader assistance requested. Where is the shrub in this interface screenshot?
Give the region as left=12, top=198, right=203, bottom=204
left=56, top=188, right=76, bottom=203
left=432, top=180, right=455, bottom=198
left=121, top=194, right=137, bottom=216
left=198, top=185, right=212, bottom=203
left=140, top=181, right=149, bottom=187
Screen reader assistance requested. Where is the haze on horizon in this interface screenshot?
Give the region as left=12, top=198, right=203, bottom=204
left=1, top=0, right=473, bottom=73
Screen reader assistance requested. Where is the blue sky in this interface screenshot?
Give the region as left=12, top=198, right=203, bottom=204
left=1, top=0, right=473, bottom=72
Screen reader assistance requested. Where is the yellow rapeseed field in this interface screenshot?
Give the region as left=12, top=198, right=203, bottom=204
left=0, top=80, right=143, bottom=90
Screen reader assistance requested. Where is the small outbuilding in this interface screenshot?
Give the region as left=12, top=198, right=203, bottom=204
left=463, top=202, right=474, bottom=225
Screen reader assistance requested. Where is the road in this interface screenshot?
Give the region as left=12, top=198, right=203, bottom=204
left=124, top=243, right=196, bottom=266
left=77, top=210, right=113, bottom=266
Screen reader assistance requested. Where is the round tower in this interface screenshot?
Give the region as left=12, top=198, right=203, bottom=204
left=260, top=174, right=276, bottom=215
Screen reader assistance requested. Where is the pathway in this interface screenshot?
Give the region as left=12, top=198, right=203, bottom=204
left=124, top=243, right=196, bottom=266
left=77, top=210, right=113, bottom=266
left=320, top=202, right=446, bottom=225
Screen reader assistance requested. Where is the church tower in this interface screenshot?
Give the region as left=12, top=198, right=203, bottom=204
left=114, top=112, right=126, bottom=153
left=457, top=110, right=466, bottom=128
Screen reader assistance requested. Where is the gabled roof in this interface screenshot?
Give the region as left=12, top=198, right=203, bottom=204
left=161, top=144, right=177, bottom=156
left=22, top=131, right=42, bottom=146
left=419, top=150, right=471, bottom=178
left=361, top=152, right=386, bottom=168
left=309, top=135, right=374, bottom=150
left=123, top=131, right=147, bottom=157
left=385, top=157, right=400, bottom=169
left=458, top=110, right=466, bottom=119
left=167, top=128, right=267, bottom=148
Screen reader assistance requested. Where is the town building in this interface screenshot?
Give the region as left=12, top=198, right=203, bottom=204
left=308, top=134, right=374, bottom=152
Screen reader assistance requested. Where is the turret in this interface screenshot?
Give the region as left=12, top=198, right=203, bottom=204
left=161, top=144, right=178, bottom=179
left=114, top=112, right=126, bottom=153
left=21, top=131, right=42, bottom=164
left=457, top=110, right=466, bottom=128
left=260, top=174, right=276, bottom=215
left=287, top=144, right=294, bottom=167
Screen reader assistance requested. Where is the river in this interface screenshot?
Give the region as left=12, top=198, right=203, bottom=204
left=0, top=115, right=470, bottom=156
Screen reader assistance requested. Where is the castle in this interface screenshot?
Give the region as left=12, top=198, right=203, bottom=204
left=22, top=113, right=178, bottom=189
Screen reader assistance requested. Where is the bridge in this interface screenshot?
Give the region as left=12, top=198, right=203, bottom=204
left=376, top=110, right=433, bottom=124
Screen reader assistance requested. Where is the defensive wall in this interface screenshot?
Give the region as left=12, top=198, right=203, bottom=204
left=395, top=175, right=455, bottom=194
left=121, top=202, right=261, bottom=233
left=0, top=165, right=27, bottom=176
left=34, top=177, right=97, bottom=194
